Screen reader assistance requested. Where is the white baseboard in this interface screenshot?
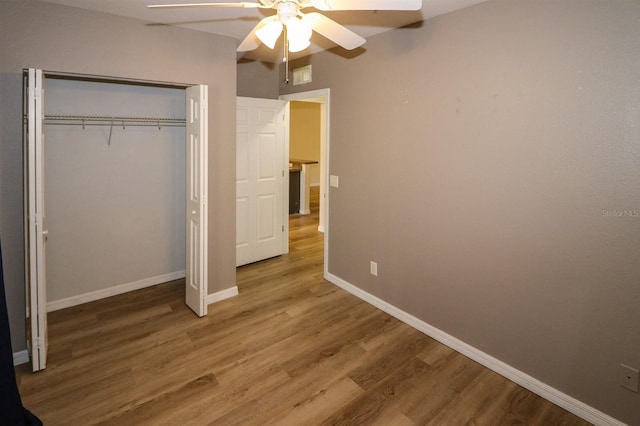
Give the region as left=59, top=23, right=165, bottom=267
left=206, top=286, right=239, bottom=305
left=318, top=225, right=325, bottom=233
left=13, top=349, right=29, bottom=366
left=325, top=272, right=624, bottom=426
left=47, top=270, right=186, bottom=312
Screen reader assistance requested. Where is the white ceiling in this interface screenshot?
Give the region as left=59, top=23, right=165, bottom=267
left=41, top=0, right=488, bottom=62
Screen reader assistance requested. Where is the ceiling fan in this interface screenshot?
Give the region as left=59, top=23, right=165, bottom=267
left=148, top=0, right=422, bottom=54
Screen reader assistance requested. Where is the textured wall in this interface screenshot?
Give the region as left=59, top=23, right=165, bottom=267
left=0, top=0, right=238, bottom=351
left=237, top=60, right=280, bottom=99
left=280, top=0, right=640, bottom=423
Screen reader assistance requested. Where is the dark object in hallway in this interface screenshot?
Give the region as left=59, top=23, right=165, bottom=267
left=289, top=168, right=301, bottom=214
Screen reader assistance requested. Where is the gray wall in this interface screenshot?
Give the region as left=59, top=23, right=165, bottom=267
left=237, top=60, right=280, bottom=99
left=0, top=0, right=238, bottom=351
left=280, top=0, right=640, bottom=424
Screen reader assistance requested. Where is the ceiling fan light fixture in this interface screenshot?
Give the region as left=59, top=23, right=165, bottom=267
left=255, top=20, right=283, bottom=49
left=287, top=37, right=311, bottom=52
left=300, top=12, right=320, bottom=27
left=286, top=17, right=312, bottom=42
left=285, top=16, right=312, bottom=52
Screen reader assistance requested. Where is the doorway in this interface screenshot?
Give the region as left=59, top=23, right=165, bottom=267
left=280, top=89, right=330, bottom=277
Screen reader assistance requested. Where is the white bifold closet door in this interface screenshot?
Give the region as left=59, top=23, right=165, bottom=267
left=25, top=68, right=48, bottom=372
left=24, top=70, right=210, bottom=372
left=185, top=85, right=208, bottom=317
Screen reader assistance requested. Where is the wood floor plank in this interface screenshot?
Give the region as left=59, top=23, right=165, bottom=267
left=94, top=373, right=219, bottom=426
left=263, top=377, right=364, bottom=426
left=347, top=329, right=434, bottom=392
left=16, top=187, right=591, bottom=425
left=319, top=357, right=433, bottom=426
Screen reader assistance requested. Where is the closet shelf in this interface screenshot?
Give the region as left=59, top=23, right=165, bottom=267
left=43, top=115, right=186, bottom=128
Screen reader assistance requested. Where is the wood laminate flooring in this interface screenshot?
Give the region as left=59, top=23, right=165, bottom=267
left=16, top=187, right=591, bottom=425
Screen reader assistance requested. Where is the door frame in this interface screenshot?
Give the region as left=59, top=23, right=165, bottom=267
left=279, top=89, right=330, bottom=278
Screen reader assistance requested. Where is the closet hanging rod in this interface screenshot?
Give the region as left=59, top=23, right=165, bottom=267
left=43, top=115, right=186, bottom=127
left=44, top=122, right=186, bottom=128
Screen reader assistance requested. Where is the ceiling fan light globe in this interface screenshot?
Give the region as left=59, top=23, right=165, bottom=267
left=256, top=21, right=283, bottom=49
left=286, top=17, right=312, bottom=43
left=288, top=38, right=311, bottom=52
left=301, top=13, right=320, bottom=27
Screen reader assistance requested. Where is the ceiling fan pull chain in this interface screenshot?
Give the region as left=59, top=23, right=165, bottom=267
left=284, top=24, right=290, bottom=84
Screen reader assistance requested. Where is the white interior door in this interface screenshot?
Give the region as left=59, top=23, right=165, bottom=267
left=185, top=85, right=208, bottom=317
left=25, top=68, right=48, bottom=372
left=236, top=97, right=287, bottom=267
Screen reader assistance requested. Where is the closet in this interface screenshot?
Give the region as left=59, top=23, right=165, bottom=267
left=45, top=76, right=186, bottom=307
left=24, top=69, right=208, bottom=372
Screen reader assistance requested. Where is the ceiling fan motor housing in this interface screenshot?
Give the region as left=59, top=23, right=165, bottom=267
left=276, top=1, right=299, bottom=24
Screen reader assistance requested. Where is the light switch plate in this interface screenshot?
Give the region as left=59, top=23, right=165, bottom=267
left=330, top=175, right=339, bottom=188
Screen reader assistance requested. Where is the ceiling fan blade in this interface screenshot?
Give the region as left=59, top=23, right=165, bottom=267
left=309, top=0, right=421, bottom=11
left=302, top=12, right=365, bottom=50
left=147, top=2, right=263, bottom=9
left=237, top=24, right=263, bottom=52
left=237, top=16, right=277, bottom=52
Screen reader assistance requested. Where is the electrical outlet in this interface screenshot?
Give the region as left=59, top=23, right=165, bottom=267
left=370, top=261, right=378, bottom=277
left=620, top=364, right=639, bottom=393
